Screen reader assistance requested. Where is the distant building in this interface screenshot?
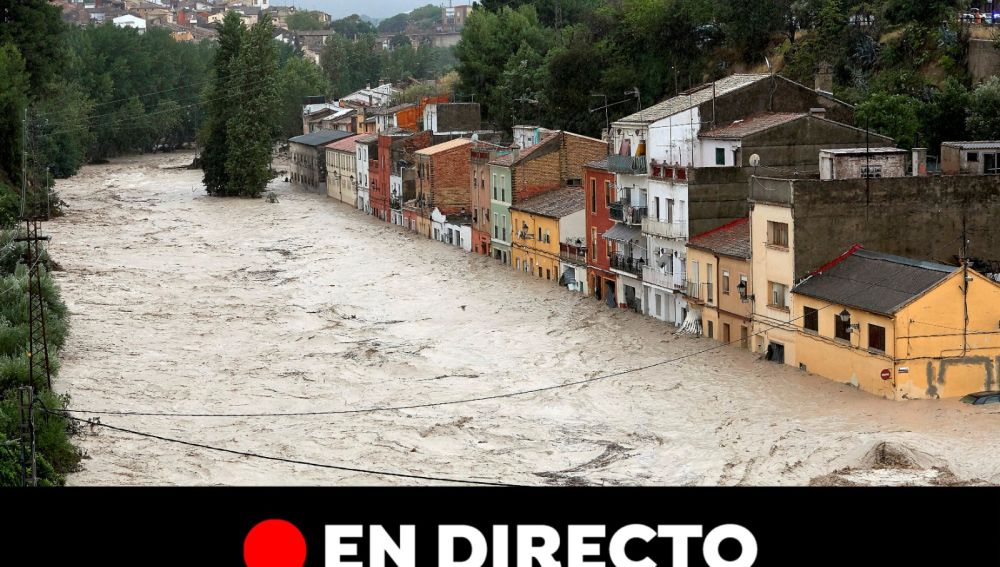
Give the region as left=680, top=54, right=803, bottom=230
left=355, top=134, right=379, bottom=215
left=422, top=102, right=481, bottom=135
left=325, top=134, right=363, bottom=206
left=818, top=147, right=908, bottom=180
left=288, top=130, right=354, bottom=194
left=113, top=14, right=147, bottom=33
left=941, top=141, right=1000, bottom=175
left=584, top=158, right=619, bottom=308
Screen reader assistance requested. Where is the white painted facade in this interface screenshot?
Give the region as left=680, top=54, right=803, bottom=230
left=113, top=15, right=147, bottom=33
left=355, top=141, right=371, bottom=214
left=698, top=138, right=741, bottom=167
left=610, top=107, right=704, bottom=326
left=430, top=208, right=447, bottom=243
left=444, top=221, right=473, bottom=252
left=389, top=174, right=404, bottom=226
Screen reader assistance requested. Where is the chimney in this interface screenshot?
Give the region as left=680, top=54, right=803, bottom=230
left=912, top=147, right=927, bottom=177
left=815, top=61, right=833, bottom=95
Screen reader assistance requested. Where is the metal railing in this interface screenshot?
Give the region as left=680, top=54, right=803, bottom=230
left=559, top=249, right=587, bottom=265
left=642, top=218, right=687, bottom=239
left=607, top=154, right=648, bottom=175
left=642, top=265, right=684, bottom=289
left=609, top=202, right=645, bottom=225
left=610, top=254, right=646, bottom=278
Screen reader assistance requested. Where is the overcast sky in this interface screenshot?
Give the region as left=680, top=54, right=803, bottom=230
left=269, top=0, right=453, bottom=20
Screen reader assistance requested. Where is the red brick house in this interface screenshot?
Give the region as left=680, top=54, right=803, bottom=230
left=373, top=129, right=432, bottom=222
left=415, top=138, right=472, bottom=215
left=585, top=158, right=618, bottom=307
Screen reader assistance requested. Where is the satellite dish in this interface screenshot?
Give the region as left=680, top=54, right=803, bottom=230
left=749, top=153, right=761, bottom=167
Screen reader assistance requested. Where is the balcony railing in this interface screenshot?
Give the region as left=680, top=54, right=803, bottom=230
left=642, top=266, right=686, bottom=290
left=642, top=218, right=688, bottom=239
left=610, top=254, right=646, bottom=278
left=609, top=202, right=624, bottom=222
left=559, top=249, right=587, bottom=265
left=609, top=202, right=645, bottom=225
left=607, top=155, right=648, bottom=175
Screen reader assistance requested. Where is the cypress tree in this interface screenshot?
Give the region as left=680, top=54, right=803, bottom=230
left=201, top=12, right=245, bottom=196
left=225, top=13, right=279, bottom=198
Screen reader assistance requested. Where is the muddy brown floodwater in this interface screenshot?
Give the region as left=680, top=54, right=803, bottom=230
left=48, top=152, right=1000, bottom=486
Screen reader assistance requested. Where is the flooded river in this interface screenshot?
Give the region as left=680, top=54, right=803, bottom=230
left=48, top=152, right=1000, bottom=485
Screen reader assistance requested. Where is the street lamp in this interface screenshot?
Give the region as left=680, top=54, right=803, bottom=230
left=737, top=280, right=753, bottom=303
left=838, top=309, right=860, bottom=333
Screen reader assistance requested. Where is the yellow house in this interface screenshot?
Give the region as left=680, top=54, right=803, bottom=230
left=685, top=218, right=753, bottom=347
left=791, top=247, right=1000, bottom=399
left=511, top=187, right=586, bottom=284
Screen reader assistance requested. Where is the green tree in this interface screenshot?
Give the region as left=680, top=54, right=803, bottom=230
left=0, top=0, right=66, bottom=94
left=856, top=91, right=923, bottom=149
left=224, top=13, right=279, bottom=198
left=330, top=14, right=375, bottom=37
left=0, top=43, right=27, bottom=189
left=286, top=11, right=326, bottom=31
left=277, top=57, right=329, bottom=139
left=201, top=12, right=246, bottom=196
left=966, top=76, right=1000, bottom=140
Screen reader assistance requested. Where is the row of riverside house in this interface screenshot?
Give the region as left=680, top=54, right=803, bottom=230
left=291, top=74, right=1000, bottom=402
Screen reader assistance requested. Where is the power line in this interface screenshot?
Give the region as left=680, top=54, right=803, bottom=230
left=61, top=296, right=851, bottom=418
left=35, top=75, right=278, bottom=139
left=48, top=409, right=519, bottom=487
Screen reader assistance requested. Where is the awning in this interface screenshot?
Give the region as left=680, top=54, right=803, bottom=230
left=603, top=224, right=642, bottom=242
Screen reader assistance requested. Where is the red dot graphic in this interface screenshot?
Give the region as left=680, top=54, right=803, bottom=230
left=244, top=519, right=307, bottom=567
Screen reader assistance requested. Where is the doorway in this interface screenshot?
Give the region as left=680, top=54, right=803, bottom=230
left=765, top=341, right=785, bottom=364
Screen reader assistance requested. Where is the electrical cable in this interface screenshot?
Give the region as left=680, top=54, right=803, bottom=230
left=47, top=408, right=519, bottom=486
left=61, top=296, right=854, bottom=418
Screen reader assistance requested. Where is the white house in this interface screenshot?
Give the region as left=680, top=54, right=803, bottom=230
left=355, top=134, right=377, bottom=215
left=113, top=14, right=147, bottom=33
left=608, top=75, right=774, bottom=326
left=389, top=174, right=404, bottom=226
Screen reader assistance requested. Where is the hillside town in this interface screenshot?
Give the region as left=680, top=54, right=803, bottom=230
left=291, top=70, right=1000, bottom=402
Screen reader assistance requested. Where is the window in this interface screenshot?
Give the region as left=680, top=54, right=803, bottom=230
left=538, top=267, right=543, bottom=278
left=543, top=230, right=550, bottom=244
left=605, top=181, right=612, bottom=206
left=707, top=320, right=714, bottom=338
left=968, top=152, right=979, bottom=162
left=769, top=281, right=787, bottom=309
left=834, top=315, right=851, bottom=342
left=653, top=197, right=661, bottom=220
left=722, top=271, right=730, bottom=295
left=803, top=306, right=818, bottom=332
left=723, top=323, right=730, bottom=343
left=492, top=174, right=497, bottom=199
left=590, top=179, right=597, bottom=213
left=740, top=326, right=748, bottom=349
left=591, top=228, right=597, bottom=260
left=715, top=147, right=726, bottom=165
left=546, top=268, right=551, bottom=280
left=768, top=221, right=789, bottom=247
left=869, top=324, right=886, bottom=352
left=538, top=226, right=543, bottom=241
left=860, top=164, right=882, bottom=178
left=500, top=175, right=506, bottom=200
left=667, top=199, right=674, bottom=224
left=706, top=264, right=714, bottom=303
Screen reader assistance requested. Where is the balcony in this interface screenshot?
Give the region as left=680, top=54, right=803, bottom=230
left=642, top=218, right=688, bottom=239
left=610, top=254, right=646, bottom=278
left=559, top=242, right=587, bottom=265
left=609, top=201, right=646, bottom=225
left=685, top=280, right=702, bottom=301
left=606, top=155, right=648, bottom=175
left=642, top=266, right=686, bottom=290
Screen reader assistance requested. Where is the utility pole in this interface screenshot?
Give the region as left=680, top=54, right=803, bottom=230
left=17, top=386, right=37, bottom=487
left=15, top=108, right=54, bottom=392
left=961, top=211, right=969, bottom=356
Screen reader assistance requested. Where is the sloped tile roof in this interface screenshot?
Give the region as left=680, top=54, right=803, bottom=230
left=488, top=132, right=560, bottom=167
left=616, top=74, right=771, bottom=124
left=510, top=186, right=584, bottom=218
left=416, top=137, right=471, bottom=156
left=792, top=248, right=956, bottom=316
left=325, top=134, right=365, bottom=152
left=289, top=130, right=354, bottom=147
left=698, top=112, right=806, bottom=139
left=687, top=218, right=750, bottom=259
